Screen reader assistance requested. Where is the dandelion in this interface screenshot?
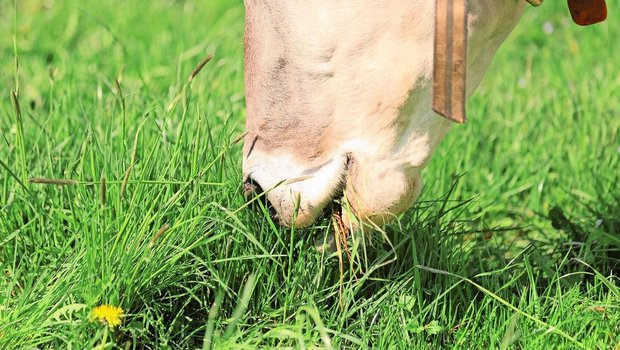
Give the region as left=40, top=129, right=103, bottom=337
left=92, top=304, right=124, bottom=328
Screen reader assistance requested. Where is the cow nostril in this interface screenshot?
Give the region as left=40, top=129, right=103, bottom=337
left=242, top=177, right=264, bottom=200
left=242, top=177, right=277, bottom=218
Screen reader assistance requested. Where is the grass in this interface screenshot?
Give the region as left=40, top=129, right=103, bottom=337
left=1, top=0, right=619, bottom=348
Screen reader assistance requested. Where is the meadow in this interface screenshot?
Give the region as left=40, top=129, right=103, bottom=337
left=1, top=0, right=619, bottom=348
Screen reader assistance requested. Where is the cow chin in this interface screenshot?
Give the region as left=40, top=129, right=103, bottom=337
left=341, top=158, right=423, bottom=229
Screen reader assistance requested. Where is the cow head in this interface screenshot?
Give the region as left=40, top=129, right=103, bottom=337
left=242, top=0, right=525, bottom=227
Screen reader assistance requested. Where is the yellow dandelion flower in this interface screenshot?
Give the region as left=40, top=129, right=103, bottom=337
left=92, top=304, right=124, bottom=328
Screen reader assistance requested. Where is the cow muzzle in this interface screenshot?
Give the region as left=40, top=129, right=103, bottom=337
left=242, top=150, right=424, bottom=229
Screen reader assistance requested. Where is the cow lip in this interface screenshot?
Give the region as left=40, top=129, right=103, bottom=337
left=272, top=154, right=353, bottom=227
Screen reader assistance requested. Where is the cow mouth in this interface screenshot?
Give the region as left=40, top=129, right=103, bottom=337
left=302, top=153, right=353, bottom=227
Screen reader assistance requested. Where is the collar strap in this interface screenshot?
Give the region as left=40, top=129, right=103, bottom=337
left=432, top=0, right=468, bottom=123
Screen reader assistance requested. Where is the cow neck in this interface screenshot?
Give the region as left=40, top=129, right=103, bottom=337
left=432, top=0, right=607, bottom=124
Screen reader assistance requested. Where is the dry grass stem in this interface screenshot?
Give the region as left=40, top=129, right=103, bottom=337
left=189, top=54, right=214, bottom=82
left=29, top=178, right=78, bottom=186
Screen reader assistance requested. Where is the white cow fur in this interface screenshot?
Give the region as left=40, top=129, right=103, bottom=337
left=243, top=0, right=526, bottom=227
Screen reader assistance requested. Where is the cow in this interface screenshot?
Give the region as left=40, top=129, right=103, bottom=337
left=241, top=0, right=606, bottom=228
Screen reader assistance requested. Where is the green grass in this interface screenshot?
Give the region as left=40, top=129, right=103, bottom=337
left=1, top=0, right=619, bottom=348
